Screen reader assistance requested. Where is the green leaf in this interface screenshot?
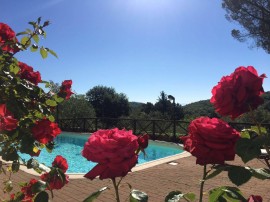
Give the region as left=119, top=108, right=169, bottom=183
left=31, top=180, right=46, bottom=194
left=205, top=167, right=224, bottom=180
left=48, top=49, right=58, bottom=58
left=9, top=64, right=20, bottom=74
left=21, top=36, right=31, bottom=47
left=83, top=187, right=108, bottom=202
left=30, top=44, right=39, bottom=52
left=40, top=47, right=48, bottom=59
left=249, top=167, right=270, bottom=180
left=251, top=126, right=267, bottom=135
left=228, top=166, right=252, bottom=186
left=235, top=138, right=261, bottom=163
left=240, top=130, right=250, bottom=139
left=130, top=189, right=148, bottom=202
left=48, top=115, right=55, bottom=122
left=53, top=94, right=64, bottom=103
left=221, top=187, right=246, bottom=201
left=209, top=188, right=223, bottom=202
left=183, top=193, right=196, bottom=201
left=33, top=34, right=40, bottom=43
left=34, top=191, right=49, bottom=202
left=46, top=99, right=57, bottom=107
left=209, top=186, right=245, bottom=202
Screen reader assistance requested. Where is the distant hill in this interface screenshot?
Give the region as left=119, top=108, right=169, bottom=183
left=182, top=91, right=270, bottom=121
left=129, top=102, right=144, bottom=109
left=183, top=99, right=217, bottom=119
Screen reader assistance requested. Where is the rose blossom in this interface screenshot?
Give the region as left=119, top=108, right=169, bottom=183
left=21, top=179, right=38, bottom=201
left=0, top=23, right=19, bottom=53
left=58, top=80, right=73, bottom=100
left=0, top=104, right=18, bottom=131
left=137, top=134, right=149, bottom=149
left=52, top=155, right=68, bottom=173
left=41, top=172, right=69, bottom=190
left=31, top=119, right=61, bottom=144
left=210, top=66, right=266, bottom=119
left=180, top=117, right=240, bottom=165
left=18, top=62, right=41, bottom=85
left=82, top=128, right=139, bottom=180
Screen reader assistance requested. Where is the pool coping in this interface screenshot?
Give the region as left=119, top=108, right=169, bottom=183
left=0, top=141, right=191, bottom=179
left=0, top=151, right=191, bottom=179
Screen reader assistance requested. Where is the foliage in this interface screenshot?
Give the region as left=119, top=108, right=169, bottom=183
left=0, top=18, right=69, bottom=201
left=182, top=100, right=218, bottom=120
left=57, top=94, right=96, bottom=119
left=173, top=66, right=269, bottom=202
left=86, top=85, right=129, bottom=119
left=222, top=0, right=270, bottom=53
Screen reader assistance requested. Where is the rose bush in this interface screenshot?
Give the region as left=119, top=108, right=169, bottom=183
left=41, top=156, right=69, bottom=190
left=166, top=66, right=269, bottom=202
left=0, top=19, right=72, bottom=201
left=180, top=117, right=240, bottom=165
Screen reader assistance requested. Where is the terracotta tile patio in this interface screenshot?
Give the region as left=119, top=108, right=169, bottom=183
left=1, top=155, right=270, bottom=201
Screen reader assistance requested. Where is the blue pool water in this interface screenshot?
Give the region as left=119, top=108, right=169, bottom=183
left=20, top=132, right=183, bottom=173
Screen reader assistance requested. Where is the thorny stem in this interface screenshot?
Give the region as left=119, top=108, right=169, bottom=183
left=112, top=178, right=121, bottom=202
left=199, top=165, right=207, bottom=202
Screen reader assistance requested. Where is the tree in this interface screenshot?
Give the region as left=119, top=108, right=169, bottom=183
left=155, top=91, right=170, bottom=116
left=86, top=85, right=130, bottom=118
left=58, top=94, right=96, bottom=119
left=222, top=0, right=270, bottom=53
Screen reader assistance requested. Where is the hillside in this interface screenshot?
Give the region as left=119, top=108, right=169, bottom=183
left=183, top=99, right=217, bottom=119
left=182, top=91, right=270, bottom=121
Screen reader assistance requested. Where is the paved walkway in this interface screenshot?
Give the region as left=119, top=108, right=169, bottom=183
left=1, top=155, right=270, bottom=202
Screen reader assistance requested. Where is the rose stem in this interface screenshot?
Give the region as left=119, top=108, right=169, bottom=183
left=199, top=165, right=207, bottom=202
left=112, top=178, right=121, bottom=202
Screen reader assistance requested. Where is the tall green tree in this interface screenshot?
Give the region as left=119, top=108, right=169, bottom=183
left=222, top=0, right=270, bottom=53
left=86, top=85, right=130, bottom=118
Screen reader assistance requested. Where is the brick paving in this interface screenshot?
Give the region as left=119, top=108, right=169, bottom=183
left=1, top=155, right=270, bottom=202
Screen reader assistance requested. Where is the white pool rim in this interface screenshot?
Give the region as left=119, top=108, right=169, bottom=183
left=1, top=142, right=191, bottom=179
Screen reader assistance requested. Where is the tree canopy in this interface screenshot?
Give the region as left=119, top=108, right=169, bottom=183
left=86, top=85, right=130, bottom=118
left=222, top=0, right=270, bottom=53
left=57, top=94, right=96, bottom=119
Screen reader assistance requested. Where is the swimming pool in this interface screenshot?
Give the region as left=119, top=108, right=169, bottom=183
left=20, top=132, right=183, bottom=173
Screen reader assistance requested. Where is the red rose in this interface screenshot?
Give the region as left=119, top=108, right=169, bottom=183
left=82, top=128, right=139, bottom=180
left=21, top=179, right=38, bottom=201
left=247, top=195, right=263, bottom=202
left=31, top=119, right=61, bottom=144
left=18, top=62, right=41, bottom=85
left=58, top=80, right=73, bottom=100
left=52, top=155, right=68, bottom=173
left=41, top=172, right=69, bottom=190
left=137, top=134, right=149, bottom=149
left=0, top=23, right=19, bottom=53
left=0, top=104, right=18, bottom=131
left=211, top=66, right=266, bottom=119
left=180, top=117, right=240, bottom=165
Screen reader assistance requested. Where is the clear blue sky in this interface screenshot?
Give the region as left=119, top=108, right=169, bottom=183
left=2, top=0, right=269, bottom=105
